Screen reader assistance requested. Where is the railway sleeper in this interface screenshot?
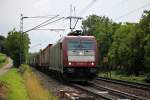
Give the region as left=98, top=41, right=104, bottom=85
left=59, top=90, right=94, bottom=100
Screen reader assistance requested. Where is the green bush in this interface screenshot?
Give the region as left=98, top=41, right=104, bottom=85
left=144, top=74, right=150, bottom=83
left=19, top=64, right=29, bottom=74
left=0, top=53, right=6, bottom=63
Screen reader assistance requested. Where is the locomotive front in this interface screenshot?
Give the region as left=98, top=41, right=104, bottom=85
left=63, top=36, right=98, bottom=81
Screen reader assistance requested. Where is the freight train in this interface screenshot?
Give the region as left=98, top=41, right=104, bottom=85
left=29, top=31, right=98, bottom=81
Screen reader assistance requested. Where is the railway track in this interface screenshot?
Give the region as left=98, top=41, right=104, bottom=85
left=71, top=83, right=118, bottom=100
left=71, top=81, right=149, bottom=100
left=93, top=77, right=150, bottom=100
left=97, top=77, right=150, bottom=91
left=90, top=81, right=148, bottom=100
left=32, top=66, right=150, bottom=100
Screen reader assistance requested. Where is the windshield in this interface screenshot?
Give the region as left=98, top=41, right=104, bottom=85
left=68, top=40, right=94, bottom=50
left=81, top=41, right=94, bottom=50
left=68, top=40, right=80, bottom=50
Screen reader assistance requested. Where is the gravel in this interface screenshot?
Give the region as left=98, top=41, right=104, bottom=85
left=31, top=68, right=94, bottom=100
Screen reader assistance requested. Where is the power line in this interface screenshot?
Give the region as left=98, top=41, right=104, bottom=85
left=35, top=28, right=65, bottom=31
left=24, top=15, right=59, bottom=33
left=115, top=3, right=150, bottom=20
left=78, top=0, right=97, bottom=16
left=25, top=17, right=64, bottom=33
left=29, top=39, right=52, bottom=50
left=23, top=15, right=60, bottom=19
left=35, top=17, right=65, bottom=29
left=30, top=43, right=41, bottom=49
left=107, top=0, right=129, bottom=12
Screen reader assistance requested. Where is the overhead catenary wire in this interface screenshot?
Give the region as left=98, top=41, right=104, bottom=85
left=29, top=29, right=64, bottom=51
left=30, top=43, right=41, bottom=49
left=23, top=15, right=60, bottom=19
left=25, top=17, right=65, bottom=33
left=35, top=28, right=65, bottom=31
left=106, top=0, right=129, bottom=13
left=78, top=0, right=97, bottom=16
left=24, top=15, right=59, bottom=33
left=35, top=17, right=65, bottom=29
left=115, top=2, right=150, bottom=20
left=30, top=39, right=52, bottom=50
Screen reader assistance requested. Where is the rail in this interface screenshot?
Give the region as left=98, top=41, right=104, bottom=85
left=97, top=77, right=150, bottom=91
left=89, top=81, right=148, bottom=100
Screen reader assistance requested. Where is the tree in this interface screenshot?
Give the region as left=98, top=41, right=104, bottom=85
left=138, top=10, right=150, bottom=73
left=82, top=15, right=117, bottom=65
left=5, top=30, right=30, bottom=66
left=108, top=23, right=135, bottom=71
left=82, top=11, right=150, bottom=76
left=0, top=35, right=6, bottom=53
left=144, top=35, right=150, bottom=72
left=108, top=21, right=147, bottom=75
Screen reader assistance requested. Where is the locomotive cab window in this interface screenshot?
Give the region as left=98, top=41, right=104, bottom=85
left=68, top=40, right=80, bottom=50
left=80, top=41, right=94, bottom=50
left=68, top=40, right=94, bottom=50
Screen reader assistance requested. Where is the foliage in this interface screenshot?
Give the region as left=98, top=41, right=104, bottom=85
left=144, top=73, right=150, bottom=83
left=82, top=15, right=118, bottom=64
left=0, top=68, right=29, bottom=100
left=21, top=64, right=58, bottom=100
left=144, top=35, right=150, bottom=72
left=139, top=10, right=150, bottom=73
left=0, top=53, right=8, bottom=68
left=82, top=10, right=150, bottom=76
left=98, top=71, right=146, bottom=83
left=108, top=23, right=134, bottom=67
left=0, top=53, right=6, bottom=63
left=5, top=30, right=30, bottom=66
left=0, top=35, right=6, bottom=53
left=108, top=23, right=146, bottom=75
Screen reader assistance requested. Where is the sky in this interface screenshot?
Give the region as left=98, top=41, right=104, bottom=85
left=0, top=0, right=150, bottom=52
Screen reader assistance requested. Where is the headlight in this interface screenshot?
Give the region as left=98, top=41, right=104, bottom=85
left=91, top=62, right=94, bottom=66
left=79, top=52, right=83, bottom=55
left=68, top=62, right=72, bottom=65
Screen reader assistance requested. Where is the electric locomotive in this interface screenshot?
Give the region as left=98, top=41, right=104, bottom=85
left=49, top=30, right=98, bottom=81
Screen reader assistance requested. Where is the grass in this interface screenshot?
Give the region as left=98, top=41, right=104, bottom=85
left=99, top=70, right=146, bottom=83
left=21, top=64, right=58, bottom=100
left=0, top=59, right=58, bottom=100
left=0, top=53, right=8, bottom=68
left=0, top=68, right=29, bottom=100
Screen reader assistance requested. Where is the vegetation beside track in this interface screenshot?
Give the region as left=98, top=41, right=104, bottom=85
left=99, top=71, right=146, bottom=83
left=4, top=30, right=30, bottom=66
left=0, top=62, right=57, bottom=100
left=0, top=68, right=29, bottom=100
left=83, top=10, right=150, bottom=81
left=20, top=64, right=58, bottom=100
left=0, top=53, right=9, bottom=68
